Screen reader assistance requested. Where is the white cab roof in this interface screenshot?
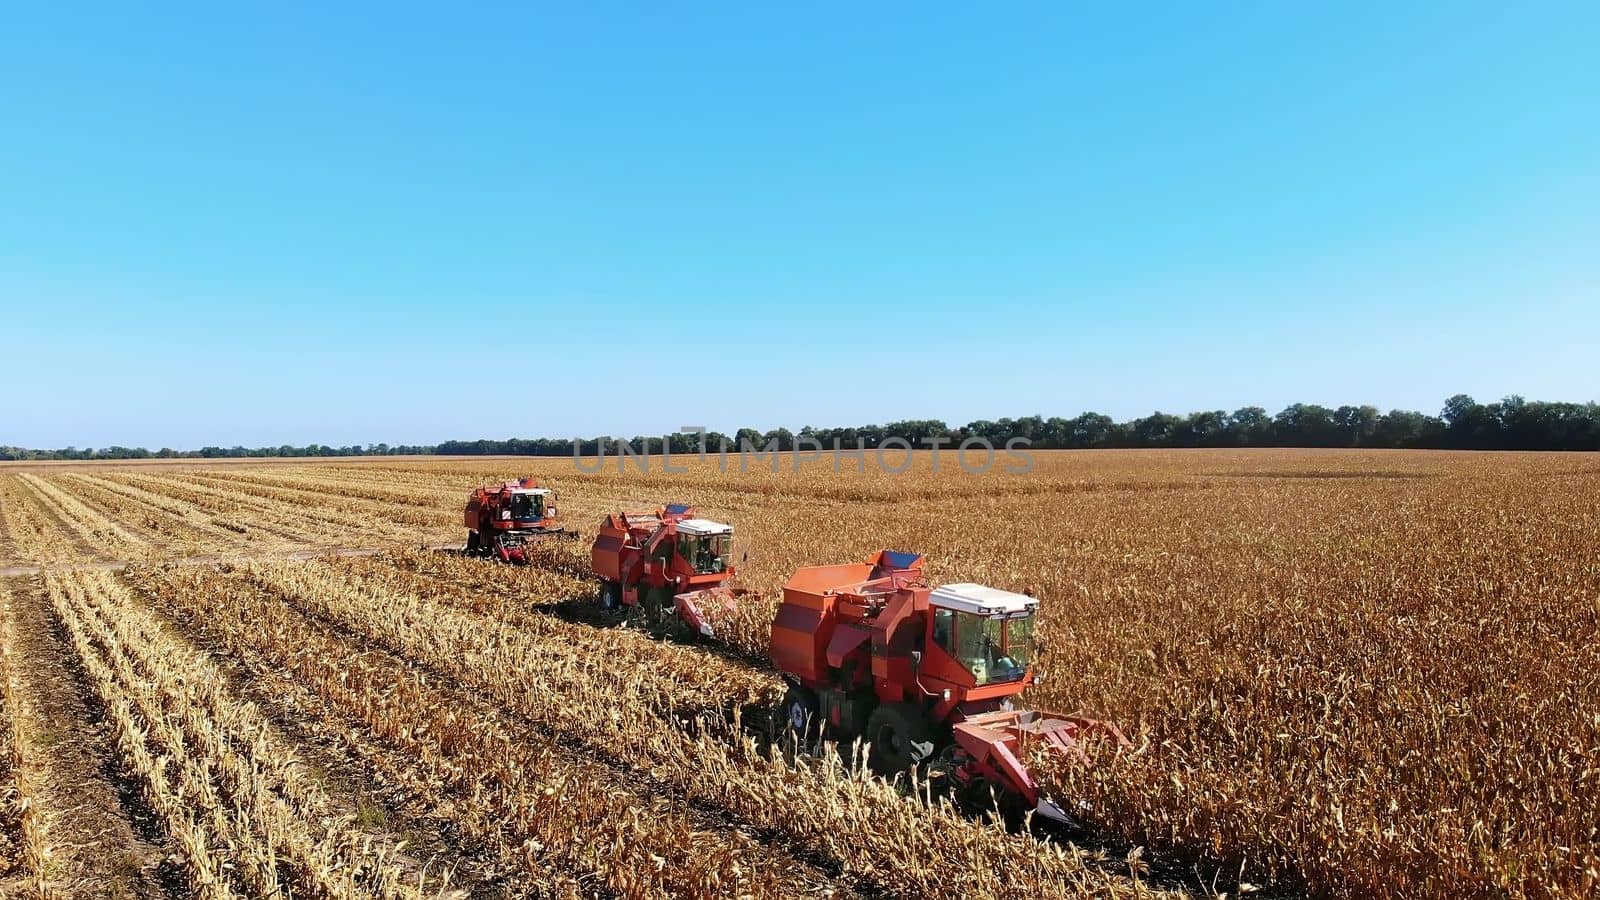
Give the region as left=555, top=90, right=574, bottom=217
left=676, top=518, right=733, bottom=536
left=512, top=487, right=552, bottom=495
left=930, top=583, right=1038, bottom=616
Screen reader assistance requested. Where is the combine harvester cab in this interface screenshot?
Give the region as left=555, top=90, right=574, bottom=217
left=590, top=504, right=747, bottom=637
left=769, top=550, right=1128, bottom=823
left=463, top=478, right=575, bottom=563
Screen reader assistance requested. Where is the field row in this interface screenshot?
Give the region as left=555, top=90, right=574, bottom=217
left=0, top=552, right=1177, bottom=898
left=0, top=582, right=50, bottom=898
left=5, top=451, right=1599, bottom=897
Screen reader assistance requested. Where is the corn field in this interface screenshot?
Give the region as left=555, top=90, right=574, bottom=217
left=0, top=450, right=1595, bottom=898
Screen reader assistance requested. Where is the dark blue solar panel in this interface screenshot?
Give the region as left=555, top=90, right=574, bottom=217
left=882, top=550, right=922, bottom=570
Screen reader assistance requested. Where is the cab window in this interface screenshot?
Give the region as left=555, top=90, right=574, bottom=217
left=678, top=533, right=731, bottom=573
left=932, top=608, right=955, bottom=654
left=510, top=493, right=541, bottom=520
left=1005, top=615, right=1034, bottom=667
left=934, top=608, right=1031, bottom=686
left=677, top=534, right=700, bottom=565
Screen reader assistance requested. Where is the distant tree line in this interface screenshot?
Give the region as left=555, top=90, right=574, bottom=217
left=4, top=395, right=1596, bottom=461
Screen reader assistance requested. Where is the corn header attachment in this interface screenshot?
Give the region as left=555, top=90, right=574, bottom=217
left=950, top=709, right=1130, bottom=822
left=672, top=584, right=747, bottom=637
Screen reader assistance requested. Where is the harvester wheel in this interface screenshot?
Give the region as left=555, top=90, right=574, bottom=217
left=598, top=580, right=622, bottom=610
left=780, top=685, right=821, bottom=745
left=866, top=704, right=934, bottom=775
left=465, top=531, right=479, bottom=553
left=642, top=585, right=672, bottom=627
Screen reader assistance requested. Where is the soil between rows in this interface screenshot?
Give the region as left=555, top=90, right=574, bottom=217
left=5, top=577, right=175, bottom=899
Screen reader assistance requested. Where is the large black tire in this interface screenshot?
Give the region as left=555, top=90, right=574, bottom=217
left=642, top=585, right=673, bottom=627
left=598, top=580, right=622, bottom=610
left=866, top=703, right=935, bottom=775
left=780, top=685, right=821, bottom=744
left=837, top=689, right=875, bottom=742
left=465, top=531, right=480, bottom=553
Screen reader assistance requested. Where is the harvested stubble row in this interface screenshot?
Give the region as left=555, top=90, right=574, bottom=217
left=130, top=563, right=828, bottom=900
left=174, top=472, right=450, bottom=530
left=0, top=495, right=17, bottom=566
left=109, top=472, right=353, bottom=547
left=74, top=472, right=257, bottom=541
left=160, top=473, right=408, bottom=541
left=0, top=478, right=71, bottom=567
left=243, top=556, right=1174, bottom=899
left=1, top=481, right=91, bottom=568
left=43, top=569, right=427, bottom=900
left=167, top=473, right=435, bottom=535
left=202, top=469, right=461, bottom=512
left=374, top=546, right=777, bottom=670
left=348, top=546, right=599, bottom=616
left=0, top=584, right=50, bottom=898
left=16, top=475, right=149, bottom=563
left=39, top=474, right=221, bottom=558
left=56, top=473, right=242, bottom=554
left=272, top=557, right=773, bottom=720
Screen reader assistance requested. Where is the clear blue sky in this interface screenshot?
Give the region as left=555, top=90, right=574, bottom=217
left=2, top=3, right=1596, bottom=449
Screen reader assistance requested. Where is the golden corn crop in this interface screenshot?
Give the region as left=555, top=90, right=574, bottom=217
left=0, top=449, right=1594, bottom=898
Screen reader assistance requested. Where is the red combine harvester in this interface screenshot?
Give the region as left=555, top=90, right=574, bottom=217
left=770, top=550, right=1128, bottom=822
left=590, top=504, right=745, bottom=636
left=463, top=478, right=573, bottom=563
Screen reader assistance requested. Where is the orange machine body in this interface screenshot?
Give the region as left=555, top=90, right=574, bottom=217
left=772, top=550, right=1025, bottom=720
left=769, top=550, right=1127, bottom=817
left=590, top=504, right=743, bottom=635
left=463, top=478, right=570, bottom=562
